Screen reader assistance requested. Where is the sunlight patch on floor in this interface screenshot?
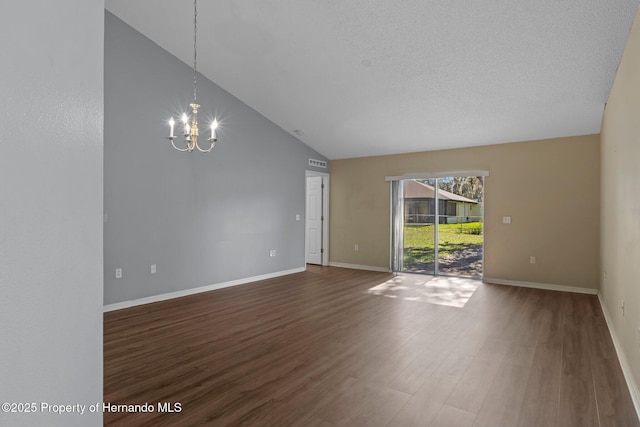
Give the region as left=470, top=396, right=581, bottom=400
left=367, top=273, right=480, bottom=308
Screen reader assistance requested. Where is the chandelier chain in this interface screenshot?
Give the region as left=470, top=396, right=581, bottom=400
left=193, top=0, right=198, bottom=102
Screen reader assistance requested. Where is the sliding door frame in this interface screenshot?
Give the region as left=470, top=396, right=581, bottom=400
left=387, top=171, right=489, bottom=277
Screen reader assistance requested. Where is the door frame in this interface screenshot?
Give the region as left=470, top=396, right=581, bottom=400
left=387, top=171, right=489, bottom=277
left=305, top=170, right=330, bottom=266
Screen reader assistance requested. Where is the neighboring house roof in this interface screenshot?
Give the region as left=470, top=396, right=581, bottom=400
left=403, top=180, right=478, bottom=204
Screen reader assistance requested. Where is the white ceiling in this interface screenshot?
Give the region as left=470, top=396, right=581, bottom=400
left=106, top=0, right=639, bottom=160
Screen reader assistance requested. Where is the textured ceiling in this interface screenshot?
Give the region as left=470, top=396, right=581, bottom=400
left=106, top=0, right=639, bottom=160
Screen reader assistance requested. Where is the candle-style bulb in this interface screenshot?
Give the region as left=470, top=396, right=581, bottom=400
left=182, top=113, right=190, bottom=135
left=211, top=119, right=218, bottom=140
left=169, top=117, right=175, bottom=138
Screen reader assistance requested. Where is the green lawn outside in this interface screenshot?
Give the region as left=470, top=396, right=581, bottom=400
left=403, top=222, right=483, bottom=265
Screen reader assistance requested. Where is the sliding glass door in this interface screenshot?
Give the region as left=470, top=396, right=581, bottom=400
left=398, top=178, right=437, bottom=274
left=392, top=176, right=484, bottom=278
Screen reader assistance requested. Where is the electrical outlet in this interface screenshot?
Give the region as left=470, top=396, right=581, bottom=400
left=115, top=268, right=122, bottom=279
left=502, top=216, right=511, bottom=224
left=269, top=250, right=276, bottom=257
left=151, top=264, right=157, bottom=274
left=621, top=300, right=625, bottom=316
left=295, top=214, right=301, bottom=221
left=530, top=256, right=536, bottom=264
left=354, top=244, right=359, bottom=252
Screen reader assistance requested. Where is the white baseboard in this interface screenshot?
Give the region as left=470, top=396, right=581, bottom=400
left=103, top=267, right=306, bottom=312
left=482, top=277, right=598, bottom=295
left=328, top=262, right=391, bottom=273
left=598, top=293, right=640, bottom=420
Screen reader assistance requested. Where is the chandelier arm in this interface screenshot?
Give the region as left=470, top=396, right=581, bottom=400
left=169, top=137, right=192, bottom=152
left=195, top=140, right=215, bottom=153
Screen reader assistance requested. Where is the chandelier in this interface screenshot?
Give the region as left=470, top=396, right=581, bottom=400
left=166, top=0, right=218, bottom=152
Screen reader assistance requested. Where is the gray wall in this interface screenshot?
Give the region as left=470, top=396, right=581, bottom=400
left=0, top=2, right=104, bottom=427
left=104, top=13, right=328, bottom=305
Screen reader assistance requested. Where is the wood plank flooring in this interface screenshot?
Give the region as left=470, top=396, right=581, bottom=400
left=104, top=266, right=639, bottom=426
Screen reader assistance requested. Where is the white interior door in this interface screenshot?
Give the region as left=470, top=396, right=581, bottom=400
left=306, top=176, right=323, bottom=264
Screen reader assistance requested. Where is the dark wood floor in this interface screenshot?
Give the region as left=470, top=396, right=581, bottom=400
left=104, top=266, right=639, bottom=426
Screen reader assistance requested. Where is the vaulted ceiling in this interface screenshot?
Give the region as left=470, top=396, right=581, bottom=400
left=106, top=0, right=639, bottom=160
